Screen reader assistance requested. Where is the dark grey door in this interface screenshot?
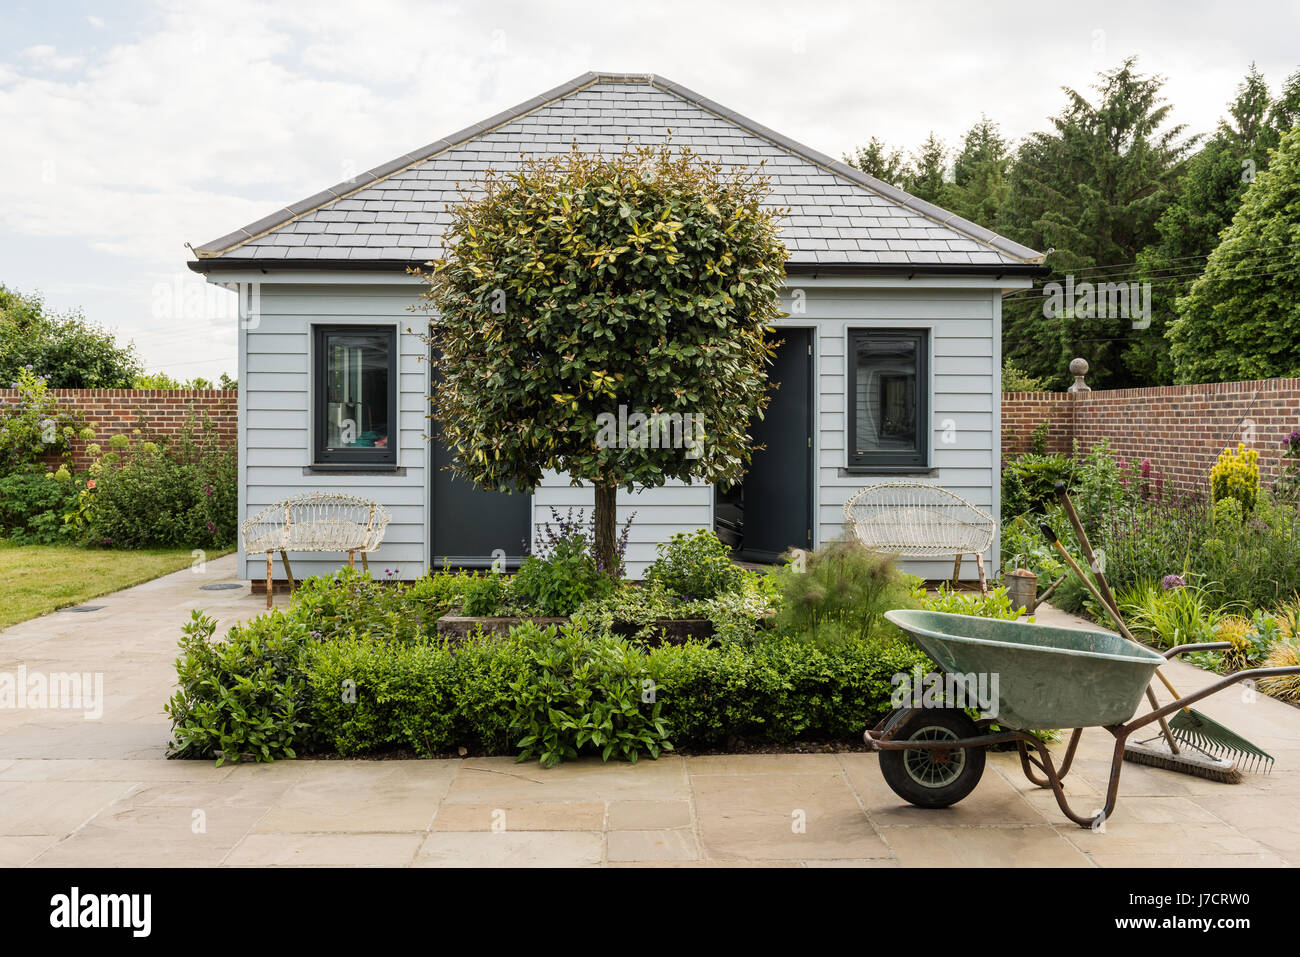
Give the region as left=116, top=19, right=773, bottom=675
left=716, top=329, right=814, bottom=563
left=429, top=368, right=532, bottom=569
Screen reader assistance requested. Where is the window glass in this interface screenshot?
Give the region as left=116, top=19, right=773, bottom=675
left=314, top=327, right=395, bottom=465
left=849, top=330, right=927, bottom=466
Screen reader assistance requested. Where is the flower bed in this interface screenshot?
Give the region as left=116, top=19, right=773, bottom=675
left=1001, top=436, right=1300, bottom=705
left=167, top=524, right=1045, bottom=767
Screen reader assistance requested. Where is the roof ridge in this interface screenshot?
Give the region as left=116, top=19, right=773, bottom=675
left=194, top=71, right=1043, bottom=265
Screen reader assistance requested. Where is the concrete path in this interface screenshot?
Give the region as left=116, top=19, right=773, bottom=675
left=1, top=557, right=1297, bottom=867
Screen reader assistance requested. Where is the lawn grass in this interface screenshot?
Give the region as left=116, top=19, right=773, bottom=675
left=0, top=540, right=234, bottom=629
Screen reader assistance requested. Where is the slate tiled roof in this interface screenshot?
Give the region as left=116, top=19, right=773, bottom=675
left=193, top=73, right=1044, bottom=269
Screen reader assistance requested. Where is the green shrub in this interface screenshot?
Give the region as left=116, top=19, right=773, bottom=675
left=165, top=610, right=316, bottom=764
left=1070, top=439, right=1132, bottom=530
left=644, top=528, right=744, bottom=600
left=288, top=567, right=464, bottom=643
left=1210, top=443, right=1260, bottom=516
left=648, top=631, right=930, bottom=746
left=573, top=570, right=778, bottom=646
left=923, top=583, right=1030, bottom=619
left=458, top=572, right=511, bottom=617
left=172, top=570, right=930, bottom=766
left=0, top=472, right=79, bottom=543
left=0, top=368, right=81, bottom=474
left=306, top=636, right=459, bottom=756
left=1117, top=579, right=1233, bottom=649
left=1092, top=496, right=1207, bottom=596
left=82, top=414, right=235, bottom=548
left=508, top=621, right=670, bottom=767
left=1002, top=358, right=1048, bottom=393
left=512, top=530, right=612, bottom=616
left=771, top=539, right=916, bottom=645
left=1001, top=452, right=1074, bottom=519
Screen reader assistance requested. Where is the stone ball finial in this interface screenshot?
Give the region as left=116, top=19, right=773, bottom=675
left=1067, top=357, right=1091, bottom=393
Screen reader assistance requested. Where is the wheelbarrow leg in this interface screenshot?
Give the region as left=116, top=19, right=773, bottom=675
left=1023, top=730, right=1123, bottom=829
left=1017, top=728, right=1083, bottom=788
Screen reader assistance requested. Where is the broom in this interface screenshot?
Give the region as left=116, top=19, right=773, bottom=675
left=1039, top=483, right=1269, bottom=782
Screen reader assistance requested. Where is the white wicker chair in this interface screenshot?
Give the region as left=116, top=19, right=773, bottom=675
left=241, top=492, right=392, bottom=608
left=842, top=482, right=996, bottom=593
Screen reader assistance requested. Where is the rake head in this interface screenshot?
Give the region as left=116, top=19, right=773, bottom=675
left=1168, top=708, right=1275, bottom=774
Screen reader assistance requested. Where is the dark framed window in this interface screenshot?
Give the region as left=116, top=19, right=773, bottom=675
left=313, top=325, right=397, bottom=467
left=847, top=328, right=929, bottom=468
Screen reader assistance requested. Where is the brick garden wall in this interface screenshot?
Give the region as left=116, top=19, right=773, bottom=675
left=0, top=389, right=237, bottom=472
left=1003, top=377, right=1300, bottom=498
left=1001, top=391, right=1074, bottom=457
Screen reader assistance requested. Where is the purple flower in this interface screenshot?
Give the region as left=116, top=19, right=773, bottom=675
left=1161, top=574, right=1186, bottom=590
left=206, top=522, right=216, bottom=532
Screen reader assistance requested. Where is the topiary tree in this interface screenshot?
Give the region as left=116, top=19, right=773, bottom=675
left=1169, top=125, right=1300, bottom=383
left=414, top=144, right=788, bottom=575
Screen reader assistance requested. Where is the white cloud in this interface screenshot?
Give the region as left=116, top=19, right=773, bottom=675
left=0, top=0, right=1297, bottom=379
left=20, top=44, right=84, bottom=71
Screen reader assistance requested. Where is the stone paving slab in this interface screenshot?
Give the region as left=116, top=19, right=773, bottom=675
left=2, top=561, right=1298, bottom=867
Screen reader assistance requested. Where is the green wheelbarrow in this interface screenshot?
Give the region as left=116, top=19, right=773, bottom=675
left=866, top=609, right=1300, bottom=828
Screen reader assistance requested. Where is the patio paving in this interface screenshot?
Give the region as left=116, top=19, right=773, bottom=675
left=1, top=556, right=1297, bottom=867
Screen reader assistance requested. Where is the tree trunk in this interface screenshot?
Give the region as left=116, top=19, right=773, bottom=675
left=593, top=482, right=618, bottom=577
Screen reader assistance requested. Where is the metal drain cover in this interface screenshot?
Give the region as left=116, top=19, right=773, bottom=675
left=199, top=583, right=243, bottom=591
left=58, top=605, right=106, bottom=613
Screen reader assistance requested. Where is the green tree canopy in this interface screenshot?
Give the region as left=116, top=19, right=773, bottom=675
left=1168, top=124, right=1300, bottom=382
left=415, top=144, right=788, bottom=573
left=0, top=285, right=142, bottom=388
left=997, top=57, right=1192, bottom=389
left=904, top=132, right=949, bottom=204
left=844, top=136, right=908, bottom=186
left=1137, top=65, right=1300, bottom=384
left=943, top=116, right=1012, bottom=228
left=134, top=371, right=237, bottom=390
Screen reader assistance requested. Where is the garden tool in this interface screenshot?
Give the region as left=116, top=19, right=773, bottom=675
left=1043, top=481, right=1275, bottom=781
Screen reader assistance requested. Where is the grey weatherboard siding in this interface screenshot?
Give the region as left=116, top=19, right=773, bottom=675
left=191, top=72, right=1045, bottom=581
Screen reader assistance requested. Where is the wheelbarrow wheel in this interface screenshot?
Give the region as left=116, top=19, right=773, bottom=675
left=879, top=708, right=986, bottom=809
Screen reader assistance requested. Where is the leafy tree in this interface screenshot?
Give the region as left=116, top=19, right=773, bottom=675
left=904, top=132, right=949, bottom=204
left=414, top=144, right=788, bottom=574
left=844, top=136, right=908, bottom=186
left=134, top=371, right=237, bottom=390
left=1138, top=65, right=1299, bottom=384
left=1168, top=125, right=1300, bottom=382
left=943, top=116, right=1012, bottom=228
left=0, top=285, right=142, bottom=388
left=997, top=58, right=1192, bottom=389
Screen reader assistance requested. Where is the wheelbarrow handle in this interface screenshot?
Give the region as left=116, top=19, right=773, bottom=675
left=1163, top=642, right=1233, bottom=659
left=1127, top=663, right=1300, bottom=735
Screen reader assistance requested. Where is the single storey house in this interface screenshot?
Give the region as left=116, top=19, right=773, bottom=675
left=189, top=72, right=1047, bottom=583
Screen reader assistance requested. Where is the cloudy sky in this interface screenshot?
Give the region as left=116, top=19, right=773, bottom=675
left=2, top=0, right=1298, bottom=381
